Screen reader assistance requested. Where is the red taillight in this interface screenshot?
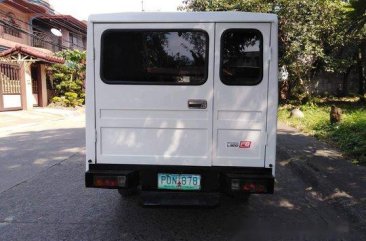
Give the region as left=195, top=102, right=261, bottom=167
left=95, top=178, right=104, bottom=187
left=255, top=184, right=266, bottom=193
left=105, top=179, right=117, bottom=187
left=241, top=183, right=267, bottom=193
left=242, top=183, right=256, bottom=192
left=94, top=176, right=125, bottom=188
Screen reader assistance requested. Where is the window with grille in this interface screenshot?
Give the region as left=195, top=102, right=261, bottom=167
left=3, top=13, right=21, bottom=38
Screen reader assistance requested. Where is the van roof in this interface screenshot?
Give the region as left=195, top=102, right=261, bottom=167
left=88, top=12, right=277, bottom=23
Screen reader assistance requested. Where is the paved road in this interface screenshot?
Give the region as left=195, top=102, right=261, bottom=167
left=0, top=114, right=85, bottom=193
left=0, top=118, right=364, bottom=241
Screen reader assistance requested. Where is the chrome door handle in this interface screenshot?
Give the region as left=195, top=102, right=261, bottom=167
left=188, top=99, right=207, bottom=109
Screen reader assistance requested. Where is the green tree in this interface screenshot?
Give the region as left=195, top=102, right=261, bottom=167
left=182, top=0, right=349, bottom=100
left=346, top=0, right=366, bottom=96
left=49, top=49, right=86, bottom=107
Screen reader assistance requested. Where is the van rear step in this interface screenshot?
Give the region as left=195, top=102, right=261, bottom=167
left=141, top=191, right=220, bottom=206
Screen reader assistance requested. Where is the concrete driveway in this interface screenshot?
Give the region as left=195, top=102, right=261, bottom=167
left=0, top=107, right=84, bottom=132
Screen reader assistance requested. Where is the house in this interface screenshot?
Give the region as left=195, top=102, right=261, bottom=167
left=0, top=0, right=87, bottom=111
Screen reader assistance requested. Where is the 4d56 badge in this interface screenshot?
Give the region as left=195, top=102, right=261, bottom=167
left=227, top=141, right=252, bottom=149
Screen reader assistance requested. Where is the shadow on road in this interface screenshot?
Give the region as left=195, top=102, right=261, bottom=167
left=277, top=127, right=366, bottom=202
left=277, top=126, right=366, bottom=236
left=0, top=127, right=85, bottom=193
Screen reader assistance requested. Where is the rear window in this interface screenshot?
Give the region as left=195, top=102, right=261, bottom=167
left=220, top=29, right=263, bottom=85
left=100, top=29, right=208, bottom=85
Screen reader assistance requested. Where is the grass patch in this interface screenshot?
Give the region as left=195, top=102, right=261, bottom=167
left=278, top=98, right=366, bottom=164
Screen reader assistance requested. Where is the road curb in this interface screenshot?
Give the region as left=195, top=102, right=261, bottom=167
left=32, top=107, right=85, bottom=118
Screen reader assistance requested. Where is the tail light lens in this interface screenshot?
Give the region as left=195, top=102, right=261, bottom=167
left=231, top=179, right=268, bottom=193
left=242, top=183, right=256, bottom=192
left=94, top=176, right=126, bottom=188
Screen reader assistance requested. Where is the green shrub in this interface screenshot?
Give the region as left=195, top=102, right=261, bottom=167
left=279, top=100, right=366, bottom=164
left=49, top=49, right=86, bottom=107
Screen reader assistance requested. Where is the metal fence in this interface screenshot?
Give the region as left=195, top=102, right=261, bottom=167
left=0, top=61, right=21, bottom=94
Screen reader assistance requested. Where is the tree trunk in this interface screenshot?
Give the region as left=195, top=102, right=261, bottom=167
left=279, top=79, right=290, bottom=101
left=342, top=67, right=351, bottom=96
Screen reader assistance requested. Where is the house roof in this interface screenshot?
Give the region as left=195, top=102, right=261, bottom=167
left=3, top=0, right=49, bottom=14
left=37, top=15, right=87, bottom=33
left=0, top=45, right=64, bottom=64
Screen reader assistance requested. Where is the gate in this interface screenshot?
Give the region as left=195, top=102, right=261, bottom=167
left=0, top=61, right=22, bottom=111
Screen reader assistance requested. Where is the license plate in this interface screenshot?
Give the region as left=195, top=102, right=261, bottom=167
left=158, top=173, right=201, bottom=190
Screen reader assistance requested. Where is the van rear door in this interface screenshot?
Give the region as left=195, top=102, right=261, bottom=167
left=93, top=23, right=214, bottom=166
left=213, top=23, right=271, bottom=167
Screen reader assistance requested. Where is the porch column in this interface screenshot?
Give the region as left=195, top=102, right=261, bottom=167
left=23, top=62, right=33, bottom=110
left=39, top=64, right=48, bottom=107
left=19, top=62, right=26, bottom=110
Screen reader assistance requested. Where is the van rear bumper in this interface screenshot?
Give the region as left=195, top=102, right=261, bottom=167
left=85, top=164, right=274, bottom=194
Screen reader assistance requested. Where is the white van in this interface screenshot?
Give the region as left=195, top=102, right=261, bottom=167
left=85, top=12, right=278, bottom=205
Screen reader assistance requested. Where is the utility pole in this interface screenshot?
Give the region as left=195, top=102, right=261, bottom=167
left=141, top=0, right=144, bottom=12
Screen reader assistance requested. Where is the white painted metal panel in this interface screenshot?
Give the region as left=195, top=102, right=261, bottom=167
left=100, top=127, right=208, bottom=165
left=94, top=23, right=214, bottom=166
left=32, top=94, right=38, bottom=106
left=265, top=21, right=279, bottom=175
left=3, top=95, right=21, bottom=108
left=213, top=23, right=271, bottom=167
left=217, top=129, right=262, bottom=160
left=85, top=20, right=96, bottom=170
left=89, top=12, right=277, bottom=24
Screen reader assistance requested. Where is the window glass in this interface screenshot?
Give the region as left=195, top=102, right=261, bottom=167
left=221, top=29, right=263, bottom=85
left=101, top=30, right=208, bottom=85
